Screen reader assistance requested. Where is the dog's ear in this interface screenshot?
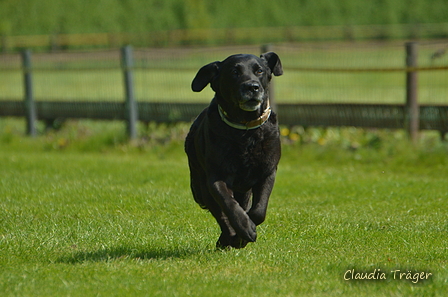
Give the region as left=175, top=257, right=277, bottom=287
left=191, top=62, right=220, bottom=92
left=260, top=52, right=283, bottom=76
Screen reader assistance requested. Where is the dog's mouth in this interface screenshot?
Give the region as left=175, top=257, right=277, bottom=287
left=239, top=98, right=262, bottom=111
left=239, top=91, right=264, bottom=111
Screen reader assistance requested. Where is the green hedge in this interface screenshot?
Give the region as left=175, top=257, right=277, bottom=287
left=1, top=0, right=448, bottom=36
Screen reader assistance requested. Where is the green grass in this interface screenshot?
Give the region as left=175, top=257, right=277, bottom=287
left=1, top=119, right=447, bottom=296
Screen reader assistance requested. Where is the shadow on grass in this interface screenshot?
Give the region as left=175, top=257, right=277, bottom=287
left=57, top=245, right=204, bottom=264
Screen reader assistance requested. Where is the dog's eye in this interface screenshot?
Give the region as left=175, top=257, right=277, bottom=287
left=232, top=69, right=240, bottom=76
left=256, top=68, right=263, bottom=75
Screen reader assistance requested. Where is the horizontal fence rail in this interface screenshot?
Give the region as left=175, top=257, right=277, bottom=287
left=1, top=101, right=447, bottom=132
left=0, top=42, right=447, bottom=140
left=0, top=101, right=206, bottom=122
left=286, top=65, right=448, bottom=72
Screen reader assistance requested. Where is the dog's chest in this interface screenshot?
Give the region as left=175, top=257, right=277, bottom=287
left=223, top=134, right=279, bottom=190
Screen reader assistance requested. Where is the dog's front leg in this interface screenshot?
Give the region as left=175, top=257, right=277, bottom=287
left=248, top=170, right=276, bottom=226
left=209, top=180, right=257, bottom=243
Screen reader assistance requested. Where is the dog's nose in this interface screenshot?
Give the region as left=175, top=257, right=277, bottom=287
left=245, top=82, right=260, bottom=93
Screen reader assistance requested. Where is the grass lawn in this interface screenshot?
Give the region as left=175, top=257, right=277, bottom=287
left=1, top=119, right=447, bottom=296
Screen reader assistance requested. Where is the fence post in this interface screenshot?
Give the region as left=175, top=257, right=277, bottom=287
left=1, top=35, right=8, bottom=53
left=405, top=42, right=419, bottom=143
left=261, top=44, right=277, bottom=113
left=121, top=45, right=138, bottom=139
left=50, top=34, right=59, bottom=52
left=22, top=49, right=37, bottom=137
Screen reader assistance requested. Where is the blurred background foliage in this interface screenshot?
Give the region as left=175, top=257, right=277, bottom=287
left=1, top=0, right=448, bottom=36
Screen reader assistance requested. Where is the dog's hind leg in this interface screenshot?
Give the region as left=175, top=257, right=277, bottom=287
left=248, top=170, right=276, bottom=226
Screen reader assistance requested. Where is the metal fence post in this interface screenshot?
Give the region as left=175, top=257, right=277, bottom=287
left=121, top=45, right=138, bottom=139
left=1, top=35, right=8, bottom=53
left=22, top=49, right=37, bottom=136
left=261, top=44, right=277, bottom=114
left=405, top=42, right=419, bottom=143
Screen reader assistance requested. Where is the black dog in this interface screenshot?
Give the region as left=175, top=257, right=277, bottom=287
left=185, top=52, right=283, bottom=249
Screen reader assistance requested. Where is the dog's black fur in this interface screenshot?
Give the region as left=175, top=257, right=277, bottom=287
left=185, top=53, right=283, bottom=249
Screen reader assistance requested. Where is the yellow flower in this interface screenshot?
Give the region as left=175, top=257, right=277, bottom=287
left=280, top=127, right=290, bottom=137
left=289, top=133, right=300, bottom=142
left=317, top=137, right=326, bottom=146
left=57, top=138, right=68, bottom=148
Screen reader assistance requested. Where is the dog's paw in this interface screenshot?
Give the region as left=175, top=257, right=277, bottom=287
left=234, top=215, right=257, bottom=243
left=216, top=234, right=249, bottom=249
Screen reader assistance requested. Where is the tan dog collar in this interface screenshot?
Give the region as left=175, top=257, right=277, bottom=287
left=218, top=102, right=271, bottom=130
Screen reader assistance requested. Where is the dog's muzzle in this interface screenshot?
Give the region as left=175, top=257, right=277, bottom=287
left=239, top=82, right=264, bottom=111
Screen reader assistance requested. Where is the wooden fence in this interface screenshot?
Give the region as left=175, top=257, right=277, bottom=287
left=0, top=44, right=447, bottom=141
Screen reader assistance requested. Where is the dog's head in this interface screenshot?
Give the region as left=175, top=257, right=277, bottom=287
left=192, top=53, right=283, bottom=113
